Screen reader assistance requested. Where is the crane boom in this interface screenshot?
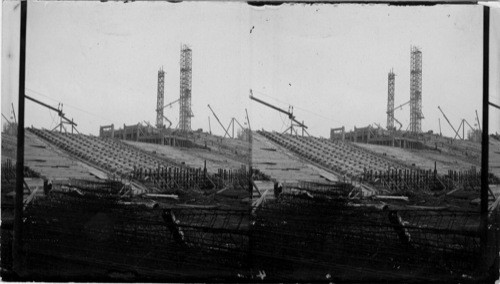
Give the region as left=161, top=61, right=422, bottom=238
left=11, top=103, right=17, bottom=124
left=26, top=95, right=62, bottom=115
left=156, top=99, right=179, bottom=129
left=163, top=115, right=172, bottom=129
left=249, top=92, right=294, bottom=119
left=233, top=118, right=245, bottom=130
left=437, top=106, right=461, bottom=139
left=393, top=117, right=403, bottom=130
left=386, top=100, right=410, bottom=130
left=249, top=90, right=307, bottom=129
left=25, top=95, right=77, bottom=126
left=2, top=113, right=13, bottom=125
left=207, top=104, right=231, bottom=138
left=158, top=99, right=180, bottom=111
left=463, top=119, right=475, bottom=131
left=462, top=119, right=477, bottom=140
left=475, top=110, right=481, bottom=132
left=386, top=100, right=410, bottom=113
left=245, top=108, right=251, bottom=131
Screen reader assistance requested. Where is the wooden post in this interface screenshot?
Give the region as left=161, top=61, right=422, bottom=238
left=398, top=169, right=402, bottom=187
left=191, top=168, right=194, bottom=188
left=181, top=169, right=185, bottom=188
left=13, top=1, right=28, bottom=272
left=167, top=167, right=171, bottom=189
left=204, top=160, right=207, bottom=179
left=196, top=168, right=200, bottom=188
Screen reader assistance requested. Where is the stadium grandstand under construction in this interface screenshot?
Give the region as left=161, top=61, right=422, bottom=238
left=2, top=34, right=500, bottom=282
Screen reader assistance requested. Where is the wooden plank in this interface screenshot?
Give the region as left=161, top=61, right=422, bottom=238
left=145, top=193, right=179, bottom=199
left=252, top=180, right=261, bottom=197
left=372, top=195, right=409, bottom=202
left=23, top=186, right=40, bottom=209
left=252, top=188, right=270, bottom=209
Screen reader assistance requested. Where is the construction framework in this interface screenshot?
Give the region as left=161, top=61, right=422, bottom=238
left=409, top=46, right=423, bottom=133
left=179, top=44, right=193, bottom=133
left=156, top=67, right=165, bottom=129
left=387, top=69, right=395, bottom=130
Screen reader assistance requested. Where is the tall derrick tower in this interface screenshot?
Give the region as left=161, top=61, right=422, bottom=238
left=409, top=46, right=423, bottom=133
left=156, top=67, right=165, bottom=129
left=179, top=44, right=193, bottom=132
left=387, top=69, right=395, bottom=130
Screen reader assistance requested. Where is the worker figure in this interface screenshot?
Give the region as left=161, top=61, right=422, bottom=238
left=387, top=210, right=412, bottom=248
left=162, top=209, right=186, bottom=246
left=274, top=182, right=283, bottom=198
left=43, top=179, right=53, bottom=195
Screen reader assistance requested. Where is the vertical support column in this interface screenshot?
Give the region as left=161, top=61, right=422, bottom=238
left=480, top=5, right=496, bottom=280
left=387, top=69, right=395, bottom=130
left=179, top=44, right=193, bottom=133
left=156, top=68, right=165, bottom=129
left=410, top=46, right=423, bottom=133
left=462, top=119, right=465, bottom=140
left=481, top=5, right=490, bottom=229
left=14, top=0, right=28, bottom=273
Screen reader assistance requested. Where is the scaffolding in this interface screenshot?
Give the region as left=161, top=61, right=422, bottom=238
left=409, top=46, right=423, bottom=133
left=179, top=44, right=193, bottom=133
left=387, top=69, right=395, bottom=130
left=156, top=68, right=165, bottom=129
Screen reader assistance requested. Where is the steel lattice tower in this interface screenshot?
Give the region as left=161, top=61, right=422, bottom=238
left=179, top=44, right=193, bottom=133
left=156, top=68, right=165, bottom=129
left=387, top=69, right=395, bottom=130
left=410, top=46, right=423, bottom=133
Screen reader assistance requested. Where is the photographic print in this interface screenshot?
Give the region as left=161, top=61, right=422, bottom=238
left=1, top=1, right=499, bottom=282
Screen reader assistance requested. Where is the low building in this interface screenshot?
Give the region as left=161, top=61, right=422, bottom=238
left=342, top=125, right=424, bottom=149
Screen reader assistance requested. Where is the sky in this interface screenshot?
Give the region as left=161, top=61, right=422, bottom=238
left=1, top=1, right=499, bottom=138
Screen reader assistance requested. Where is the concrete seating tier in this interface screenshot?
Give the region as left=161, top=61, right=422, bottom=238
left=29, top=128, right=179, bottom=178
left=258, top=131, right=408, bottom=178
